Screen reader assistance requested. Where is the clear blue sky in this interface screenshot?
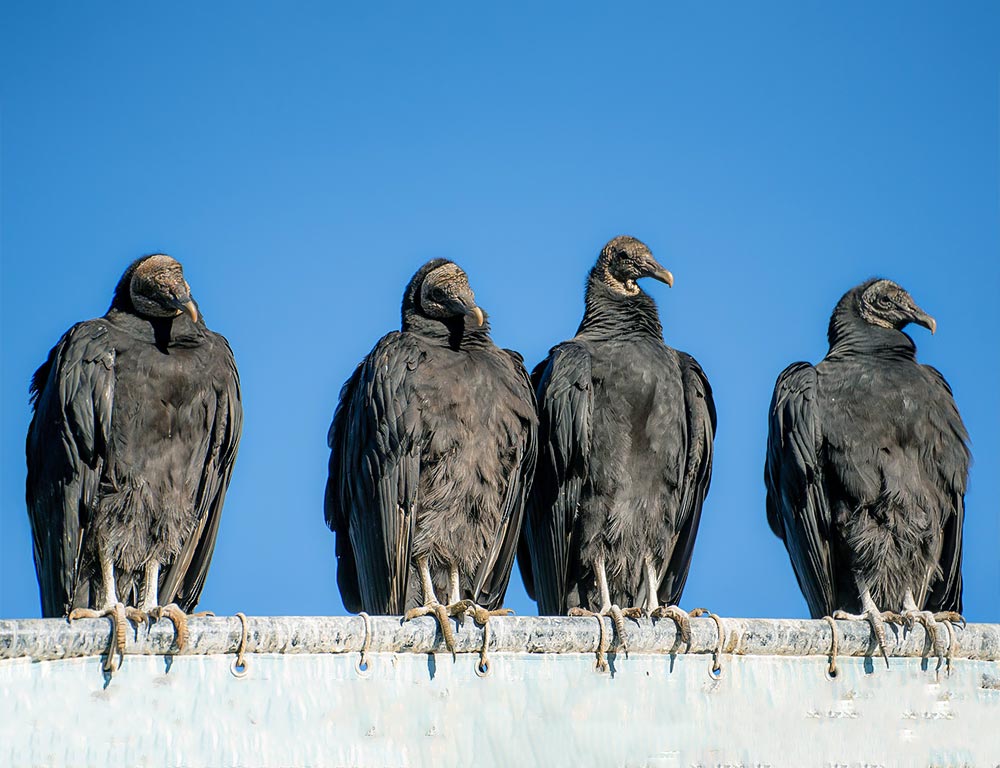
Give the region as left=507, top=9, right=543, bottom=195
left=2, top=3, right=998, bottom=622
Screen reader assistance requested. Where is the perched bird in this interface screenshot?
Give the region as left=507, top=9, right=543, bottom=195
left=325, top=259, right=537, bottom=652
left=765, top=278, right=968, bottom=663
left=519, top=235, right=716, bottom=646
left=26, top=254, right=242, bottom=668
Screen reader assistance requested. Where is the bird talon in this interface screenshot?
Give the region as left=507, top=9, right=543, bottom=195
left=933, top=611, right=965, bottom=629
left=67, top=604, right=130, bottom=673
left=464, top=603, right=509, bottom=626
left=403, top=605, right=430, bottom=622
left=125, top=607, right=149, bottom=627
left=834, top=609, right=891, bottom=668
left=403, top=601, right=460, bottom=658
left=606, top=604, right=629, bottom=654
left=651, top=604, right=692, bottom=645
left=153, top=603, right=190, bottom=652
left=68, top=607, right=102, bottom=622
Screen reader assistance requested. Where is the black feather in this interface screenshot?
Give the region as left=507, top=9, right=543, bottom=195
left=325, top=260, right=537, bottom=613
left=765, top=279, right=969, bottom=615
left=520, top=238, right=716, bottom=614
left=25, top=256, right=242, bottom=616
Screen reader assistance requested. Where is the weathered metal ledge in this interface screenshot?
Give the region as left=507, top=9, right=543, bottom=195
left=2, top=614, right=998, bottom=662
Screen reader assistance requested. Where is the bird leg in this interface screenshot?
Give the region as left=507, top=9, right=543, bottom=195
left=832, top=584, right=895, bottom=668
left=130, top=561, right=212, bottom=652
left=569, top=554, right=630, bottom=654
left=448, top=564, right=461, bottom=605
left=67, top=553, right=130, bottom=672
left=120, top=561, right=162, bottom=629
left=618, top=555, right=693, bottom=645
left=403, top=556, right=469, bottom=658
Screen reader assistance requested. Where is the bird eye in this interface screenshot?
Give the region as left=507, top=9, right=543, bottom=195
left=876, top=295, right=892, bottom=309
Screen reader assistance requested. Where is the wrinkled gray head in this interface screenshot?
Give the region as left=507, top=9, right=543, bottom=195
left=124, top=254, right=198, bottom=322
left=416, top=261, right=484, bottom=326
left=595, top=235, right=674, bottom=296
left=856, top=279, right=936, bottom=335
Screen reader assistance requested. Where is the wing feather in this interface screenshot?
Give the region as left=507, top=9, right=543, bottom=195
left=658, top=353, right=716, bottom=605
left=764, top=361, right=836, bottom=617
left=472, top=349, right=538, bottom=610
left=26, top=320, right=116, bottom=616
left=519, top=342, right=593, bottom=615
left=921, top=365, right=969, bottom=613
left=325, top=333, right=422, bottom=614
left=158, top=333, right=243, bottom=611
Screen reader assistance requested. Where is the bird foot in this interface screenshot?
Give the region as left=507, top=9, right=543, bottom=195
left=404, top=600, right=471, bottom=658
left=68, top=602, right=130, bottom=673
left=933, top=611, right=966, bottom=629
left=650, top=604, right=692, bottom=645
left=901, top=609, right=951, bottom=671
left=569, top=608, right=614, bottom=671
left=464, top=603, right=513, bottom=626
left=933, top=616, right=962, bottom=675
left=832, top=609, right=895, bottom=668
left=570, top=604, right=630, bottom=655
left=125, top=607, right=150, bottom=626
left=149, top=603, right=190, bottom=652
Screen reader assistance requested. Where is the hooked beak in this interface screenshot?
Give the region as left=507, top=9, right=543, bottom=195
left=451, top=291, right=484, bottom=326
left=170, top=293, right=199, bottom=323
left=650, top=267, right=674, bottom=288
left=910, top=307, right=936, bottom=335
left=643, top=256, right=674, bottom=287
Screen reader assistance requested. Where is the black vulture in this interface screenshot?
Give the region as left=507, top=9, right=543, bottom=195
left=26, top=254, right=242, bottom=667
left=765, top=278, right=969, bottom=662
left=519, top=235, right=716, bottom=645
left=325, top=259, right=537, bottom=652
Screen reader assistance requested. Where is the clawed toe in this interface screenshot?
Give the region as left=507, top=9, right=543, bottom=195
left=466, top=604, right=513, bottom=625
left=125, top=607, right=149, bottom=626
left=569, top=605, right=631, bottom=660
left=833, top=609, right=892, bottom=668
left=404, top=601, right=464, bottom=657
left=651, top=605, right=692, bottom=645
left=68, top=602, right=129, bottom=673
left=151, top=603, right=190, bottom=652
left=933, top=611, right=965, bottom=628
left=901, top=609, right=952, bottom=669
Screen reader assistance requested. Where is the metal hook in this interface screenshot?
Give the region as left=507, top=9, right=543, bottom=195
left=356, top=612, right=372, bottom=675
left=230, top=612, right=249, bottom=679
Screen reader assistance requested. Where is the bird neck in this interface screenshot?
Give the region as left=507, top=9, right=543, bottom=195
left=826, top=311, right=917, bottom=361
left=105, top=308, right=204, bottom=351
left=576, top=270, right=664, bottom=339
left=403, top=311, right=493, bottom=351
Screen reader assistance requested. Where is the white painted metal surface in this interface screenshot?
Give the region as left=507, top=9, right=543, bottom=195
left=2, top=616, right=998, bottom=767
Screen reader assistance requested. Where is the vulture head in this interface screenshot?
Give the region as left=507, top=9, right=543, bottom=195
left=403, top=259, right=485, bottom=329
left=856, top=279, right=936, bottom=335
left=113, top=254, right=199, bottom=322
left=596, top=235, right=674, bottom=296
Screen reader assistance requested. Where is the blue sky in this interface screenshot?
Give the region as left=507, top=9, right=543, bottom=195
left=2, top=3, right=998, bottom=622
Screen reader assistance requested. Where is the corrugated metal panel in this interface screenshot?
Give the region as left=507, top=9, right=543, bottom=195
left=2, top=616, right=998, bottom=767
